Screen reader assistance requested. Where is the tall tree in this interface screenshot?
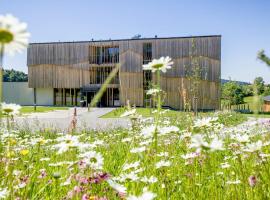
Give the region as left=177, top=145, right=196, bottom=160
left=253, top=76, right=264, bottom=95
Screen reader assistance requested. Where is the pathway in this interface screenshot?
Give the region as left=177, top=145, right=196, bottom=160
left=14, top=107, right=129, bottom=132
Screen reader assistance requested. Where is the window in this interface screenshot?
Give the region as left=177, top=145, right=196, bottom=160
left=90, top=46, right=119, bottom=64
left=143, top=43, right=152, bottom=64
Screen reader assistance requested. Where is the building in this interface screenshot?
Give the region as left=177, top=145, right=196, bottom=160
left=263, top=96, right=270, bottom=112
left=27, top=35, right=221, bottom=110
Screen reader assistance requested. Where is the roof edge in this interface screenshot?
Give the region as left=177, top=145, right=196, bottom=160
left=29, top=35, right=222, bottom=45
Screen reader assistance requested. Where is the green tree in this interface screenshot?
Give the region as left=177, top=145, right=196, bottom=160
left=241, top=84, right=253, bottom=97
left=222, top=81, right=244, bottom=105
left=3, top=69, right=28, bottom=82
left=264, top=84, right=270, bottom=96
left=253, top=77, right=264, bottom=95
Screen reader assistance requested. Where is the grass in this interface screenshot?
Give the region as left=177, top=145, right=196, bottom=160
left=100, top=107, right=249, bottom=124
left=20, top=106, right=69, bottom=114
left=100, top=107, right=186, bottom=118
left=1, top=110, right=269, bottom=199
left=243, top=95, right=263, bottom=111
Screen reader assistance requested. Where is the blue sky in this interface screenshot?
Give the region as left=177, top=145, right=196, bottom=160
left=1, top=0, right=270, bottom=83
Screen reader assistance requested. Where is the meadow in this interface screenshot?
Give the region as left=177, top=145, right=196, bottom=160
left=1, top=108, right=270, bottom=199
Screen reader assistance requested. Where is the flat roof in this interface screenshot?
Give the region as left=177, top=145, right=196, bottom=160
left=29, top=35, right=221, bottom=45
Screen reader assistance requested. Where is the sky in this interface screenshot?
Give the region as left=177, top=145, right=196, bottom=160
left=1, top=0, right=270, bottom=83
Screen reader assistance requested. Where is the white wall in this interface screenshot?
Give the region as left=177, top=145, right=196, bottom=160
left=36, top=88, right=54, bottom=106
left=3, top=82, right=54, bottom=106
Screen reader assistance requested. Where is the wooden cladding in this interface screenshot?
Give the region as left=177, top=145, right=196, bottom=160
left=28, top=35, right=221, bottom=110
left=27, top=42, right=89, bottom=66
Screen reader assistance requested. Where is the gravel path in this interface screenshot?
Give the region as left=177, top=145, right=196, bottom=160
left=14, top=107, right=129, bottom=132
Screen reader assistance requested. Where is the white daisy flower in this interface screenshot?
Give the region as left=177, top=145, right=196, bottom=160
left=142, top=56, right=173, bottom=73
left=1, top=102, right=21, bottom=115
left=244, top=140, right=263, bottom=152
left=0, top=188, right=9, bottom=199
left=181, top=152, right=200, bottom=160
left=0, top=14, right=30, bottom=55
left=120, top=109, right=136, bottom=118
left=79, top=151, right=104, bottom=170
left=107, top=179, right=127, bottom=194
left=146, top=88, right=162, bottom=95
left=123, top=161, right=140, bottom=171
left=130, top=146, right=146, bottom=153
left=141, top=176, right=158, bottom=183
left=209, top=137, right=224, bottom=151
left=155, top=160, right=171, bottom=169
left=189, top=134, right=208, bottom=151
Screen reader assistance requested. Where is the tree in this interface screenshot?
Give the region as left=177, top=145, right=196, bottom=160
left=253, top=77, right=264, bottom=95
left=3, top=69, right=28, bottom=82
left=264, top=84, right=270, bottom=96
left=184, top=38, right=203, bottom=113
left=241, top=84, right=253, bottom=97
left=222, top=81, right=244, bottom=105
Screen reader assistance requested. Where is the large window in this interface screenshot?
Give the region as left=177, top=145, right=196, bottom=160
left=90, top=46, right=119, bottom=64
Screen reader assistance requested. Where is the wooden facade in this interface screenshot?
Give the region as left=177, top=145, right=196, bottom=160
left=27, top=35, right=221, bottom=110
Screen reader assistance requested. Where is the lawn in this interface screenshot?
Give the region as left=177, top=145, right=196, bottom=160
left=101, top=107, right=186, bottom=118
left=20, top=106, right=69, bottom=114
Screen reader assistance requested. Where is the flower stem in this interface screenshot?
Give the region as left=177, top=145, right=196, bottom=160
left=154, top=70, right=161, bottom=152
left=0, top=43, right=4, bottom=122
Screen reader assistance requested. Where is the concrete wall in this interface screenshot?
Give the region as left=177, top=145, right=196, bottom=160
left=3, top=82, right=53, bottom=106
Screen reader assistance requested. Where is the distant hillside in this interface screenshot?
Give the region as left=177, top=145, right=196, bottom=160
left=221, top=79, right=250, bottom=85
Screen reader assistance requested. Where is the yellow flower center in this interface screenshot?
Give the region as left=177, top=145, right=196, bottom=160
left=3, top=108, right=13, bottom=113
left=90, top=157, right=97, bottom=163
left=66, top=139, right=73, bottom=145
left=152, top=63, right=164, bottom=69
left=0, top=29, right=14, bottom=43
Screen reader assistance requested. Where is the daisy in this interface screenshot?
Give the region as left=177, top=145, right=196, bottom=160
left=155, top=160, right=171, bottom=169
left=146, top=88, right=161, bottom=96
left=0, top=188, right=8, bottom=199
left=0, top=14, right=30, bottom=55
left=189, top=134, right=208, bottom=151
left=79, top=151, right=104, bottom=170
left=130, top=146, right=146, bottom=153
left=159, top=126, right=179, bottom=135
left=244, top=140, right=263, bottom=152
left=142, top=56, right=173, bottom=73
left=209, top=137, right=224, bottom=151
left=1, top=102, right=21, bottom=115
left=193, top=117, right=218, bottom=128
left=107, top=179, right=127, bottom=194
left=140, top=125, right=156, bottom=138
left=123, top=161, right=140, bottom=171
left=181, top=152, right=200, bottom=160
left=141, top=176, right=158, bottom=183
left=120, top=109, right=136, bottom=118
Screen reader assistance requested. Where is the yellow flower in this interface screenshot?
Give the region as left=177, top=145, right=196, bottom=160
left=38, top=139, right=46, bottom=145
left=7, top=151, right=15, bottom=157
left=20, top=149, right=29, bottom=156
left=9, top=138, right=17, bottom=145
